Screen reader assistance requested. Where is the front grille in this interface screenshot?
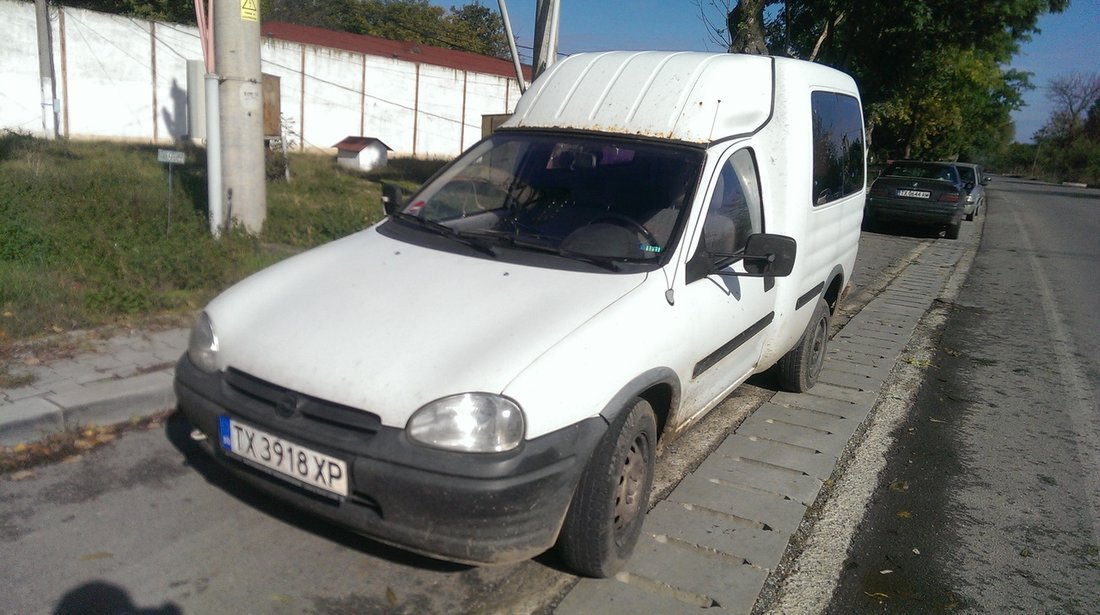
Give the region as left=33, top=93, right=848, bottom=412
left=223, top=368, right=382, bottom=436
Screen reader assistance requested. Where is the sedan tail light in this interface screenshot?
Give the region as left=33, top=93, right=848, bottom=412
left=939, top=192, right=959, bottom=203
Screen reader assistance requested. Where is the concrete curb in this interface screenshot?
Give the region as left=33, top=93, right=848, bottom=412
left=1, top=330, right=186, bottom=447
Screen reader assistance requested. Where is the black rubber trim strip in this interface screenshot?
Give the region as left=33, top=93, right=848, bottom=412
left=796, top=281, right=826, bottom=311
left=693, top=312, right=775, bottom=378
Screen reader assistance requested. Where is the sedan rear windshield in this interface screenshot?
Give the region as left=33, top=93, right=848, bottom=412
left=393, top=132, right=704, bottom=267
left=883, top=163, right=959, bottom=183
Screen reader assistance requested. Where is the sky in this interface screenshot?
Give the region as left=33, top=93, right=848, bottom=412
left=446, top=0, right=1100, bottom=143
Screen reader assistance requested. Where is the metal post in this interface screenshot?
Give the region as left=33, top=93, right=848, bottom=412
left=205, top=72, right=223, bottom=236
left=35, top=0, right=58, bottom=139
left=497, top=0, right=526, bottom=93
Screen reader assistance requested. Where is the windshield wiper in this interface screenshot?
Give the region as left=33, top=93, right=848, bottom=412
left=465, top=230, right=621, bottom=272
left=390, top=212, right=498, bottom=257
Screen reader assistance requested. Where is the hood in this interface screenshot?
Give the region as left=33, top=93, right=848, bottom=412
left=206, top=228, right=647, bottom=426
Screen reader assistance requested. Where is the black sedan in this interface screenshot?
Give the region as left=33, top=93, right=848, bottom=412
left=864, top=161, right=972, bottom=239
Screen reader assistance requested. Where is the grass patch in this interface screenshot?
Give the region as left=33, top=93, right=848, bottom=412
left=0, top=131, right=437, bottom=346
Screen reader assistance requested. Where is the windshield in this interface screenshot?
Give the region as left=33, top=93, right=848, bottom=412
left=884, top=163, right=958, bottom=182
left=396, top=133, right=704, bottom=265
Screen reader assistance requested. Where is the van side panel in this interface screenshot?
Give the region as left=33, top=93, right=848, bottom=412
left=755, top=60, right=865, bottom=368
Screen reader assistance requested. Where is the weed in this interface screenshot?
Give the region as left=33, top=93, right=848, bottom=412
left=0, top=133, right=424, bottom=344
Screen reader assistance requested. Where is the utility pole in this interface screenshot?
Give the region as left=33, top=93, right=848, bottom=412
left=35, top=0, right=59, bottom=139
left=532, top=0, right=559, bottom=80
left=214, top=0, right=266, bottom=233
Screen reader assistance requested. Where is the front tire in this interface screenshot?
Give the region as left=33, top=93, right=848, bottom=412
left=776, top=298, right=830, bottom=393
left=557, top=398, right=657, bottom=578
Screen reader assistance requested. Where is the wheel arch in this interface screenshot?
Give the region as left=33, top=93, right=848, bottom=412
left=823, top=265, right=846, bottom=314
left=597, top=367, right=680, bottom=442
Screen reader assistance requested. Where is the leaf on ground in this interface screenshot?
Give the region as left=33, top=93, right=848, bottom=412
left=896, top=510, right=912, bottom=519
left=9, top=470, right=36, bottom=481
left=386, top=587, right=398, bottom=605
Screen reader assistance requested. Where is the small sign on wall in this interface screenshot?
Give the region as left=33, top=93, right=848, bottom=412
left=241, top=0, right=258, bottom=21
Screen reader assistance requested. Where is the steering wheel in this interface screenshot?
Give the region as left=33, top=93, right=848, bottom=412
left=587, top=214, right=660, bottom=248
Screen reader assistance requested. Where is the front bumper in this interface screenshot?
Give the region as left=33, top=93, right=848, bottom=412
left=174, top=354, right=606, bottom=565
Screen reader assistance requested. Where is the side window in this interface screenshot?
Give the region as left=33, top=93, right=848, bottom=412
left=697, top=149, right=763, bottom=261
left=811, top=91, right=865, bottom=206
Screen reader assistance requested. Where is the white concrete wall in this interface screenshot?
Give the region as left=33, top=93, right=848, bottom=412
left=0, top=0, right=519, bottom=157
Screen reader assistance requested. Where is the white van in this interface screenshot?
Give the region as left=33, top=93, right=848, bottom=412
left=176, top=51, right=866, bottom=577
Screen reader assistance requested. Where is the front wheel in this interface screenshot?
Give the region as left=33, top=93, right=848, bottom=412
left=776, top=298, right=830, bottom=392
left=556, top=398, right=657, bottom=578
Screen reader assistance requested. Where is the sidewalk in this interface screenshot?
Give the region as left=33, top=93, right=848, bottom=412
left=555, top=240, right=967, bottom=614
left=0, top=237, right=969, bottom=614
left=0, top=328, right=187, bottom=447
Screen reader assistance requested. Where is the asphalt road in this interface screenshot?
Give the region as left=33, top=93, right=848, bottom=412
left=2, top=229, right=926, bottom=615
left=825, top=178, right=1100, bottom=613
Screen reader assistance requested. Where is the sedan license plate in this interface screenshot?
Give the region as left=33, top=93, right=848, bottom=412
left=896, top=189, right=931, bottom=199
left=219, top=417, right=348, bottom=497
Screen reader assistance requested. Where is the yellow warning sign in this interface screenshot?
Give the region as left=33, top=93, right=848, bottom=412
left=240, top=0, right=258, bottom=21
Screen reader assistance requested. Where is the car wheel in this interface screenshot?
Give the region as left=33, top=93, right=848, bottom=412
left=776, top=298, right=830, bottom=393
left=557, top=397, right=657, bottom=578
left=945, top=221, right=961, bottom=239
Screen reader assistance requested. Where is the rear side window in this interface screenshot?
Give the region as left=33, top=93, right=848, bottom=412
left=811, top=92, right=865, bottom=206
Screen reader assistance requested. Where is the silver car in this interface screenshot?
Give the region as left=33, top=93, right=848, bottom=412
left=954, top=162, right=990, bottom=220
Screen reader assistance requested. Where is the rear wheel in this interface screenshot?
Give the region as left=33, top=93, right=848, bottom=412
left=776, top=298, right=830, bottom=392
left=557, top=398, right=657, bottom=578
left=945, top=221, right=961, bottom=239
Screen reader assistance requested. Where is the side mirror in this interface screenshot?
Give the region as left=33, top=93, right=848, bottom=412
left=381, top=183, right=407, bottom=215
left=981, top=176, right=992, bottom=185
left=741, top=234, right=797, bottom=277
left=964, top=181, right=975, bottom=191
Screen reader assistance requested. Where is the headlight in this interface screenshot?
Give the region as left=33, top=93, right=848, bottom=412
left=406, top=393, right=524, bottom=453
left=187, top=312, right=220, bottom=373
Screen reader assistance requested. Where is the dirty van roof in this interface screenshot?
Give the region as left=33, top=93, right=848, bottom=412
left=503, top=51, right=857, bottom=145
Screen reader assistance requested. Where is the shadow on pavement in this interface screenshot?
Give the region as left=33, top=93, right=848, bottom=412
left=162, top=410, right=472, bottom=574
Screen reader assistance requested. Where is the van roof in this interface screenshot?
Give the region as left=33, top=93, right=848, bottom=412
left=502, top=51, right=857, bottom=145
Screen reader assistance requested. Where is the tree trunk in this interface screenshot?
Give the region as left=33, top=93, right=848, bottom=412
left=727, top=0, right=768, bottom=55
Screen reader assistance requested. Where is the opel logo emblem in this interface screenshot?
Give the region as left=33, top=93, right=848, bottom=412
left=275, top=393, right=299, bottom=418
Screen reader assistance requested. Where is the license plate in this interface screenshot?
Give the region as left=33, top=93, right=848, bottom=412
left=219, top=417, right=348, bottom=497
left=896, top=189, right=931, bottom=199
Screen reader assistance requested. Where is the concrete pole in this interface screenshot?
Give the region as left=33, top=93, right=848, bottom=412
left=214, top=0, right=266, bottom=233
left=532, top=0, right=560, bottom=80
left=35, top=0, right=58, bottom=139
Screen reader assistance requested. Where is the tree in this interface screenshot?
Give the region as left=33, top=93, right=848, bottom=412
left=708, top=0, right=1069, bottom=159
left=1040, top=72, right=1100, bottom=142
left=447, top=3, right=509, bottom=58
left=61, top=0, right=194, bottom=23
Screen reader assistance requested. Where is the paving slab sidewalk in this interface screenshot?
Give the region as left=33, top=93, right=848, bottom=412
left=1, top=329, right=188, bottom=446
